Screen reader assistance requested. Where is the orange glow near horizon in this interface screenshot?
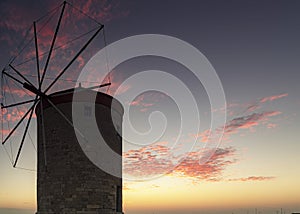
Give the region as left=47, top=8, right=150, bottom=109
left=1, top=161, right=300, bottom=212
left=123, top=175, right=300, bottom=212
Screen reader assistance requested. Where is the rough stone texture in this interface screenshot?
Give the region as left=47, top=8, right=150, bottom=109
left=36, top=89, right=123, bottom=214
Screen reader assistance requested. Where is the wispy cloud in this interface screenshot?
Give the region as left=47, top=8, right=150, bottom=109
left=212, top=93, right=288, bottom=142
left=130, top=94, right=155, bottom=107
left=123, top=92, right=286, bottom=181
left=226, top=93, right=288, bottom=116
left=228, top=176, right=275, bottom=182
left=259, top=93, right=288, bottom=103
left=123, top=142, right=237, bottom=181
left=123, top=141, right=174, bottom=178
left=123, top=142, right=276, bottom=182
left=194, top=110, right=282, bottom=144
left=129, top=92, right=166, bottom=112
left=224, top=111, right=281, bottom=134
left=173, top=147, right=236, bottom=181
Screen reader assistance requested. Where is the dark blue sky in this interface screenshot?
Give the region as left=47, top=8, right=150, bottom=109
left=101, top=0, right=300, bottom=111
left=1, top=0, right=299, bottom=100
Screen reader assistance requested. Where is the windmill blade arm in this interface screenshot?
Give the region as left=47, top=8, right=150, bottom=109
left=39, top=1, right=66, bottom=88
left=44, top=25, right=104, bottom=94
left=2, top=101, right=37, bottom=145
left=13, top=106, right=35, bottom=167
left=23, top=82, right=44, bottom=97
left=3, top=71, right=23, bottom=86
left=50, top=83, right=111, bottom=97
left=3, top=70, right=42, bottom=96
left=75, top=83, right=111, bottom=93
left=9, top=64, right=35, bottom=86
left=1, top=99, right=36, bottom=109
left=34, top=21, right=41, bottom=86
left=85, top=82, right=111, bottom=90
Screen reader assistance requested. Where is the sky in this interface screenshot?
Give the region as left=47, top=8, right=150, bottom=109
left=0, top=0, right=300, bottom=214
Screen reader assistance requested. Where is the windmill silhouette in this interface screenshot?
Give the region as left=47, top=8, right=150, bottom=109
left=1, top=1, right=123, bottom=213
left=1, top=0, right=109, bottom=168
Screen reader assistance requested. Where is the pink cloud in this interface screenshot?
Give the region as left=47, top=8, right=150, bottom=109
left=173, top=147, right=236, bottom=181
left=267, top=123, right=277, bottom=129
left=128, top=92, right=166, bottom=113
left=123, top=142, right=237, bottom=181
left=123, top=144, right=275, bottom=183
left=1, top=105, right=33, bottom=123
left=223, top=111, right=281, bottom=135
left=123, top=93, right=285, bottom=181
left=226, top=93, right=288, bottom=116
left=260, top=93, right=288, bottom=103
left=193, top=110, right=281, bottom=144
left=2, top=85, right=33, bottom=98
left=193, top=129, right=211, bottom=143
left=123, top=142, right=174, bottom=178
left=246, top=103, right=261, bottom=112
left=130, top=94, right=155, bottom=107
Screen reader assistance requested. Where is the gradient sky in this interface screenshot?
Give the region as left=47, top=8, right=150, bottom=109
left=0, top=0, right=300, bottom=214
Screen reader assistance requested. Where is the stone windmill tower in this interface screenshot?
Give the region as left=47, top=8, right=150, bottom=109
left=36, top=87, right=123, bottom=214
left=1, top=1, right=123, bottom=213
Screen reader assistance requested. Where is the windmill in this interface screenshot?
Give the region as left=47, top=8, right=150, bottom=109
left=0, top=0, right=110, bottom=169
left=1, top=1, right=123, bottom=213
